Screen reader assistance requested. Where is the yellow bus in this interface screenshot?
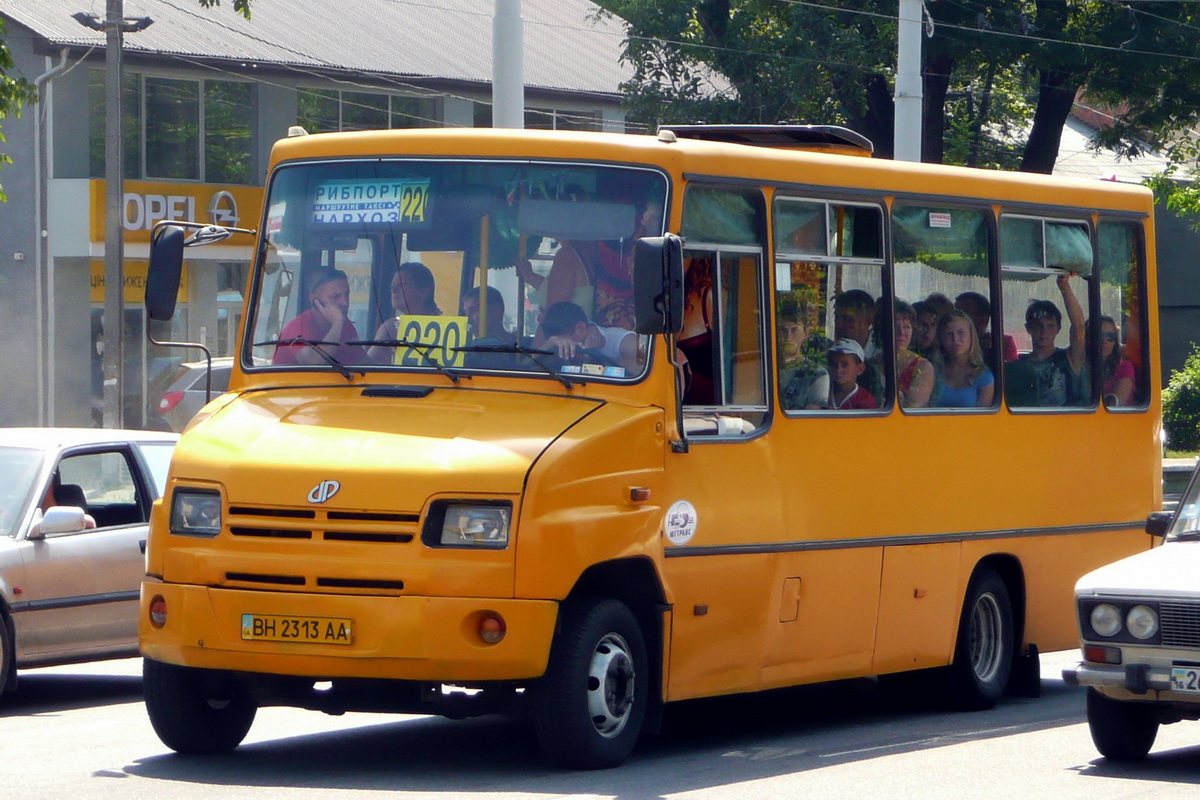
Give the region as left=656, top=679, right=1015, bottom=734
left=139, top=124, right=1159, bottom=769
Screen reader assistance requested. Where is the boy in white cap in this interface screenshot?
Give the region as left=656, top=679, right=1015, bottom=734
left=825, top=339, right=878, bottom=410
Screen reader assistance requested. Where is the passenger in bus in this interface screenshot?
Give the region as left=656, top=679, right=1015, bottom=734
left=931, top=309, right=994, bottom=408
left=954, top=291, right=1018, bottom=367
left=825, top=339, right=877, bottom=410
left=462, top=286, right=515, bottom=344
left=678, top=257, right=716, bottom=404
left=1004, top=273, right=1087, bottom=407
left=537, top=301, right=643, bottom=372
left=777, top=295, right=828, bottom=410
left=924, top=292, right=954, bottom=320
left=911, top=299, right=941, bottom=359
left=833, top=289, right=884, bottom=400
left=272, top=269, right=368, bottom=366
left=368, top=261, right=442, bottom=362
left=594, top=199, right=663, bottom=329
left=893, top=300, right=934, bottom=408
left=514, top=186, right=596, bottom=319
left=1093, top=314, right=1136, bottom=407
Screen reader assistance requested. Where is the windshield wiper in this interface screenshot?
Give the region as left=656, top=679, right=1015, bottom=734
left=254, top=337, right=364, bottom=381
left=350, top=339, right=466, bottom=383
left=452, top=342, right=584, bottom=388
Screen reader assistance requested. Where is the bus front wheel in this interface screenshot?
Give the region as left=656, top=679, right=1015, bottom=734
left=948, top=567, right=1013, bottom=710
left=533, top=597, right=648, bottom=769
left=143, top=658, right=257, bottom=754
left=1086, top=688, right=1159, bottom=760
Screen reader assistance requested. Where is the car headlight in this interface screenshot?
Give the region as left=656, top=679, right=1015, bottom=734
left=424, top=502, right=511, bottom=549
left=1126, top=604, right=1159, bottom=640
left=1089, top=603, right=1122, bottom=637
left=170, top=489, right=223, bottom=537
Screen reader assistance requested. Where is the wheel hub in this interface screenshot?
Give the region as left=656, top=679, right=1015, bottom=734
left=586, top=632, right=636, bottom=738
left=969, top=592, right=1003, bottom=683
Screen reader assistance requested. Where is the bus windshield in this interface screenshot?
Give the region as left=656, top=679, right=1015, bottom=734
left=246, top=159, right=667, bottom=382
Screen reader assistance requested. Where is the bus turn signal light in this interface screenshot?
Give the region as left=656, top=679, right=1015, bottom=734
left=478, top=612, right=506, bottom=644
left=149, top=595, right=168, bottom=628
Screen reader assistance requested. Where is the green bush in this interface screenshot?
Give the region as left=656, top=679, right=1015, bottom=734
left=1164, top=345, right=1200, bottom=452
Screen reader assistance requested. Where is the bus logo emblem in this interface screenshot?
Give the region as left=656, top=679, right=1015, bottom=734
left=308, top=480, right=341, bottom=504
left=664, top=500, right=698, bottom=546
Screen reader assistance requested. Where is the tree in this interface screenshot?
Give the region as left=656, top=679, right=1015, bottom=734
left=594, top=1, right=1200, bottom=175
left=0, top=0, right=251, bottom=200
left=0, top=17, right=36, bottom=201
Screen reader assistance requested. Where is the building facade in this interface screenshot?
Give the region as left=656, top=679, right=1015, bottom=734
left=0, top=0, right=632, bottom=428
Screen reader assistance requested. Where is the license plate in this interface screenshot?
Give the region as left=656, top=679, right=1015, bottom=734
left=1170, top=666, right=1200, bottom=693
left=241, top=613, right=354, bottom=644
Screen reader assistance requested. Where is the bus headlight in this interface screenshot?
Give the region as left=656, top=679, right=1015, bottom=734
left=1126, top=604, right=1159, bottom=640
left=424, top=502, right=511, bottom=549
left=1089, top=603, right=1122, bottom=638
left=170, top=489, right=223, bottom=537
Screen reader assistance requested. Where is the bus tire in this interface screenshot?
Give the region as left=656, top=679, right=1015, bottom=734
left=0, top=612, right=12, bottom=697
left=533, top=597, right=647, bottom=769
left=948, top=567, right=1013, bottom=710
left=143, top=658, right=257, bottom=754
left=1086, top=688, right=1158, bottom=760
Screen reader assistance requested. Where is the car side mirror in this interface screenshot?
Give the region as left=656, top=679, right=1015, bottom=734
left=27, top=506, right=89, bottom=540
left=1145, top=511, right=1172, bottom=539
left=633, top=234, right=684, bottom=335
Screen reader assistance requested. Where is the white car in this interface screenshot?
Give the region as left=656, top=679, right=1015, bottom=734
left=0, top=428, right=178, bottom=697
left=1063, top=463, right=1200, bottom=760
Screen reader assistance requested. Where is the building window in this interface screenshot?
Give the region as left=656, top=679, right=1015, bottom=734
left=525, top=108, right=602, bottom=131
left=146, top=78, right=200, bottom=180
left=88, top=71, right=253, bottom=184
left=297, top=88, right=440, bottom=133
left=88, top=70, right=141, bottom=180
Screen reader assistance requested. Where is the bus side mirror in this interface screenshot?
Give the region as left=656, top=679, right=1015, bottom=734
left=1146, top=511, right=1172, bottom=539
left=146, top=224, right=186, bottom=322
left=633, top=234, right=684, bottom=335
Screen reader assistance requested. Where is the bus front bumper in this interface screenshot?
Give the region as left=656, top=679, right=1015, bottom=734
left=139, top=581, right=559, bottom=682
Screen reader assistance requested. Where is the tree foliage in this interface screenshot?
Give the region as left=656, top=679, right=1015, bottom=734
left=594, top=1, right=1200, bottom=175
left=0, top=17, right=37, bottom=201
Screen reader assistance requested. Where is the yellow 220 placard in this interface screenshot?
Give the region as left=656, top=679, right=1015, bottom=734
left=392, top=315, right=468, bottom=368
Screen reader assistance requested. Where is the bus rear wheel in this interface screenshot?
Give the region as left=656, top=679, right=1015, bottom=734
left=948, top=567, right=1013, bottom=710
left=143, top=658, right=257, bottom=754
left=533, top=597, right=648, bottom=769
left=1086, top=688, right=1159, bottom=760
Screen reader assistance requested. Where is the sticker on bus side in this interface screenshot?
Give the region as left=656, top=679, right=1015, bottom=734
left=665, top=500, right=698, bottom=546
left=392, top=315, right=468, bottom=368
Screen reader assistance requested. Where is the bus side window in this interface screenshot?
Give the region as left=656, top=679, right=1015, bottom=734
left=1001, top=217, right=1094, bottom=410
left=1097, top=220, right=1148, bottom=410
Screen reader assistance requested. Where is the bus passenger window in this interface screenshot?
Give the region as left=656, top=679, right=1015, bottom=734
left=1001, top=217, right=1093, bottom=409
left=774, top=196, right=886, bottom=412
left=1096, top=220, right=1148, bottom=409
left=891, top=203, right=996, bottom=410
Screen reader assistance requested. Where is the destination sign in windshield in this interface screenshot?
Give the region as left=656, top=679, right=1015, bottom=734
left=312, top=179, right=431, bottom=225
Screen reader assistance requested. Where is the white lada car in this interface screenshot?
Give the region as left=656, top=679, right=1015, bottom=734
left=1063, top=464, right=1200, bottom=760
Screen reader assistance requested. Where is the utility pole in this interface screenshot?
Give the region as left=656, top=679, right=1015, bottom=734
left=74, top=3, right=151, bottom=428
left=894, top=0, right=923, bottom=162
left=492, top=0, right=524, bottom=129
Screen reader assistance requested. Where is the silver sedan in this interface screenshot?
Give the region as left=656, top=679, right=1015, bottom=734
left=0, top=428, right=177, bottom=697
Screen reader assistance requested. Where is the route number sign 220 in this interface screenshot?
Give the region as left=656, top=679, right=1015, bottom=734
left=392, top=315, right=467, bottom=368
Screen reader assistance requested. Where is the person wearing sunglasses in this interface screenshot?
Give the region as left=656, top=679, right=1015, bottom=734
left=1092, top=314, right=1135, bottom=407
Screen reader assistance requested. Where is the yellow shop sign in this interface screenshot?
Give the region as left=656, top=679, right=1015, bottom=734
left=90, top=260, right=189, bottom=304
left=90, top=180, right=263, bottom=244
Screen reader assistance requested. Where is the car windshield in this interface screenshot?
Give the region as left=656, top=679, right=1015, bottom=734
left=245, top=159, right=667, bottom=383
left=0, top=447, right=44, bottom=538
left=1169, top=464, right=1200, bottom=540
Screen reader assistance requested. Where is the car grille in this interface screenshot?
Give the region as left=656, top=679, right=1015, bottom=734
left=1160, top=602, right=1200, bottom=648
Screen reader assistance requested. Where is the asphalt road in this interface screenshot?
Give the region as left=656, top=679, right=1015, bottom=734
left=2, top=650, right=1197, bottom=799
